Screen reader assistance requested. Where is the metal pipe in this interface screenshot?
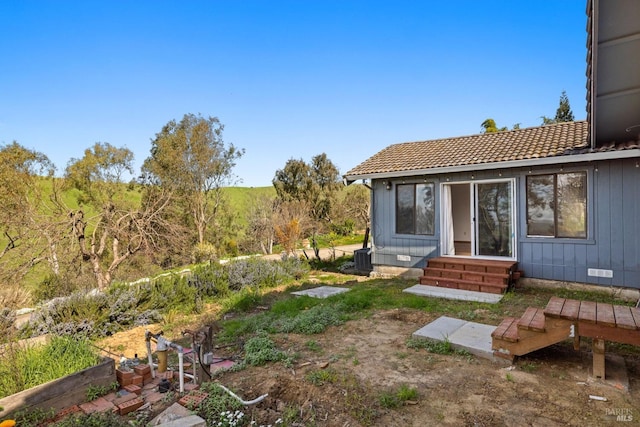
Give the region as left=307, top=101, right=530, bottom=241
left=178, top=351, right=184, bottom=393
left=145, top=330, right=187, bottom=392
left=145, top=338, right=155, bottom=379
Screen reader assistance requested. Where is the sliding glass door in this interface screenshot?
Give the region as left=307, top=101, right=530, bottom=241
left=475, top=181, right=514, bottom=257
left=441, top=179, right=515, bottom=258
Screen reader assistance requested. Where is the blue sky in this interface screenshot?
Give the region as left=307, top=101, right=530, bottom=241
left=1, top=1, right=588, bottom=187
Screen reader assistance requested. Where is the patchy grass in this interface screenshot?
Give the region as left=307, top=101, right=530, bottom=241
left=379, top=384, right=419, bottom=409
left=0, top=337, right=100, bottom=399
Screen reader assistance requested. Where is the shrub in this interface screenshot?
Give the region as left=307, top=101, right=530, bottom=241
left=330, top=219, right=356, bottom=236
left=32, top=274, right=79, bottom=303
left=193, top=257, right=309, bottom=295
left=197, top=382, right=244, bottom=425
left=27, top=291, right=108, bottom=338
left=190, top=264, right=229, bottom=297
left=0, top=308, right=16, bottom=342
left=274, top=303, right=346, bottom=334
left=243, top=334, right=288, bottom=366
left=191, top=242, right=218, bottom=264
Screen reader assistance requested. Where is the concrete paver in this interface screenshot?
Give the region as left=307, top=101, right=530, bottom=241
left=403, top=284, right=504, bottom=303
left=413, top=316, right=507, bottom=364
left=291, top=286, right=350, bottom=299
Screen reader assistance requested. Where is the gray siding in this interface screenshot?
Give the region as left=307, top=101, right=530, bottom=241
left=370, top=157, right=640, bottom=289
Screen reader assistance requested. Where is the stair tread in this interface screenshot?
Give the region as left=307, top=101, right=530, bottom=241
left=543, top=296, right=566, bottom=318
left=491, top=317, right=519, bottom=342
left=427, top=256, right=517, bottom=269
left=423, top=267, right=511, bottom=279
left=517, top=307, right=545, bottom=332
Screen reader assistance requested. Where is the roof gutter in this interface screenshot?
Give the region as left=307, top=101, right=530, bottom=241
left=344, top=148, right=640, bottom=181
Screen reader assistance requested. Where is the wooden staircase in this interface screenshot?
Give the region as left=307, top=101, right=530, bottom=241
left=491, top=306, right=575, bottom=361
left=492, top=297, right=640, bottom=378
left=419, top=257, right=519, bottom=295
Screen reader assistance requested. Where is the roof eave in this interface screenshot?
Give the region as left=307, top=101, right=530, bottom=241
left=343, top=148, right=640, bottom=181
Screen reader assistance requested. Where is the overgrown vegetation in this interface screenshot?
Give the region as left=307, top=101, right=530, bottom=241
left=4, top=252, right=640, bottom=425
left=22, top=256, right=309, bottom=340
left=0, top=336, right=99, bottom=399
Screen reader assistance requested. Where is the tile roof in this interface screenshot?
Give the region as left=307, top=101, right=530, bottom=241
left=346, top=121, right=590, bottom=178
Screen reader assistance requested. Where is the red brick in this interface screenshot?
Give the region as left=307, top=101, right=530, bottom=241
left=102, top=392, right=118, bottom=402
left=116, top=368, right=134, bottom=380
left=143, top=391, right=164, bottom=404
left=118, top=396, right=144, bottom=416
left=91, top=397, right=116, bottom=413
left=53, top=405, right=82, bottom=422
left=178, top=390, right=208, bottom=409
left=132, top=374, right=144, bottom=385
left=124, top=384, right=142, bottom=396
left=134, top=364, right=151, bottom=376
left=79, top=401, right=99, bottom=414
left=112, top=391, right=139, bottom=406
left=118, top=376, right=134, bottom=387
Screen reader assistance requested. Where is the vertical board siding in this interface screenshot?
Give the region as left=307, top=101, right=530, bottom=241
left=370, top=159, right=640, bottom=288
left=623, top=161, right=639, bottom=271
left=609, top=161, right=625, bottom=270
left=518, top=159, right=640, bottom=288
left=371, top=177, right=441, bottom=269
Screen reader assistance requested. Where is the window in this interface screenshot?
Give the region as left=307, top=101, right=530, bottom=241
left=396, top=183, right=435, bottom=235
left=526, top=172, right=587, bottom=238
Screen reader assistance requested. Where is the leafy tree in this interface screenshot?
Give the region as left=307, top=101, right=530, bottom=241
left=0, top=142, right=63, bottom=288
left=272, top=153, right=341, bottom=227
left=141, top=113, right=244, bottom=247
left=333, top=183, right=371, bottom=232
left=0, top=142, right=53, bottom=257
left=480, top=119, right=508, bottom=133
left=541, top=90, right=574, bottom=125
left=65, top=142, right=178, bottom=289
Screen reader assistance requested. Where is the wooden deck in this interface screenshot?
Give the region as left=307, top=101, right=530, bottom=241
left=492, top=296, right=640, bottom=378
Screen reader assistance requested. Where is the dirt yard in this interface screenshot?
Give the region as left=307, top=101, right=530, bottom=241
left=99, top=306, right=640, bottom=427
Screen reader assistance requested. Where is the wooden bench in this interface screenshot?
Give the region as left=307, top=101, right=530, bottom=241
left=543, top=296, right=640, bottom=378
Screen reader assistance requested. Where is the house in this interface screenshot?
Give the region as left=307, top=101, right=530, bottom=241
left=344, top=0, right=640, bottom=290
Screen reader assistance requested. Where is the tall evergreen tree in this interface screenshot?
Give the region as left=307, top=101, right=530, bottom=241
left=542, top=91, right=575, bottom=125
left=554, top=90, right=575, bottom=122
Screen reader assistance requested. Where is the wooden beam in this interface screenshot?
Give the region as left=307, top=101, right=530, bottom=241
left=592, top=338, right=605, bottom=379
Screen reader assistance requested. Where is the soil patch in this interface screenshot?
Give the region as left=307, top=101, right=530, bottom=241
left=97, top=308, right=640, bottom=426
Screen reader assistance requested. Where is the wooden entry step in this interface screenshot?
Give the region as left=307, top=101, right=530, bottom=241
left=491, top=307, right=573, bottom=361
left=419, top=257, right=519, bottom=295
left=492, top=297, right=640, bottom=378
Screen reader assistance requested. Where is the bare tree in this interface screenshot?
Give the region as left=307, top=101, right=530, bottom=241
left=245, top=194, right=277, bottom=255
left=65, top=142, right=179, bottom=289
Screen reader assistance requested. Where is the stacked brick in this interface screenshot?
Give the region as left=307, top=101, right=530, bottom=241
left=52, top=361, right=212, bottom=423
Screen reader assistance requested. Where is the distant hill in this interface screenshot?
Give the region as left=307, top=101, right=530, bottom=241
left=224, top=186, right=276, bottom=227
